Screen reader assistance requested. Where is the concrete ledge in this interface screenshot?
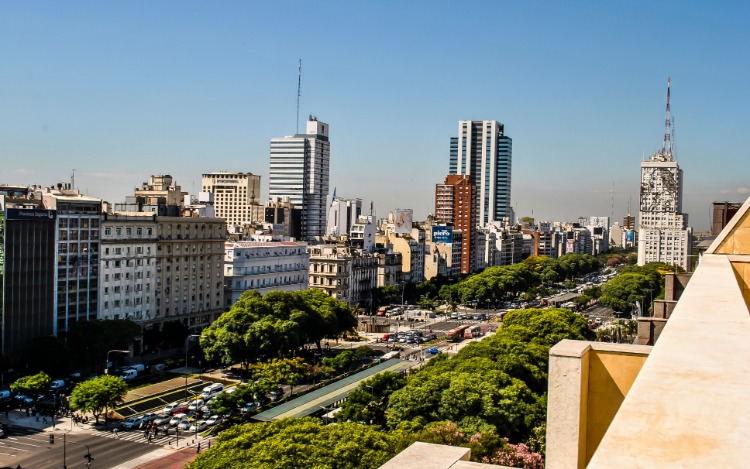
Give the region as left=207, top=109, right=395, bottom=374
left=379, top=442, right=471, bottom=469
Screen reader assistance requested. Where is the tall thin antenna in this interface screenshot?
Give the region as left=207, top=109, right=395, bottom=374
left=296, top=59, right=302, bottom=134
left=71, top=169, right=76, bottom=190
left=662, top=77, right=673, bottom=159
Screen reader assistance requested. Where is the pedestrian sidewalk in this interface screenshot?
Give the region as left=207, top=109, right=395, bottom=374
left=0, top=408, right=99, bottom=433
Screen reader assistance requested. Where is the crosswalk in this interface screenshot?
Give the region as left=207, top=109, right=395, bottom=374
left=92, top=428, right=199, bottom=446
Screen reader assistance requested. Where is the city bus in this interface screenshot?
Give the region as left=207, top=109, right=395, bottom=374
left=445, top=325, right=470, bottom=342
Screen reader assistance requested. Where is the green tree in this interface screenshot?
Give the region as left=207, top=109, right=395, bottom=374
left=11, top=372, right=52, bottom=401
left=599, top=272, right=654, bottom=313
left=337, top=371, right=406, bottom=426
left=187, top=418, right=396, bottom=469
left=254, top=357, right=308, bottom=396
left=69, top=375, right=128, bottom=425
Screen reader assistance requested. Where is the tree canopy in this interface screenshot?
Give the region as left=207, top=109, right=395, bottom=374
left=386, top=307, right=593, bottom=442
left=187, top=418, right=396, bottom=469
left=201, top=289, right=357, bottom=370
left=11, top=372, right=51, bottom=400
left=69, top=375, right=128, bottom=424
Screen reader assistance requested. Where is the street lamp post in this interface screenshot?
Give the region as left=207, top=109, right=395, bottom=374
left=105, top=349, right=130, bottom=375
left=185, top=334, right=204, bottom=402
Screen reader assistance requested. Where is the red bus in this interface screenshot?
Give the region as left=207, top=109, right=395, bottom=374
left=446, top=325, right=470, bottom=342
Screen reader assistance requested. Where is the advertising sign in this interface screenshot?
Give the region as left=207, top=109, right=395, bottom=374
left=432, top=226, right=453, bottom=244
left=6, top=208, right=56, bottom=221
left=626, top=231, right=635, bottom=243
left=393, top=209, right=413, bottom=235
left=566, top=240, right=575, bottom=253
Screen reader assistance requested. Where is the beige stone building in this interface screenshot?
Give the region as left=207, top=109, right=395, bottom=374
left=155, top=217, right=226, bottom=331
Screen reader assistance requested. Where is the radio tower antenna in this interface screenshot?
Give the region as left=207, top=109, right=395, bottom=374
left=662, top=77, right=673, bottom=159
left=296, top=59, right=302, bottom=135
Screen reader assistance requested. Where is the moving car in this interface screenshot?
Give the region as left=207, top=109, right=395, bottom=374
left=169, top=413, right=186, bottom=426
left=188, top=420, right=208, bottom=432
left=205, top=415, right=221, bottom=426
left=121, top=417, right=143, bottom=429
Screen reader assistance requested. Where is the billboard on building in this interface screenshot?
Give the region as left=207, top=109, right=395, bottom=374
left=432, top=226, right=453, bottom=244
left=626, top=231, right=635, bottom=243
left=393, top=209, right=413, bottom=235
left=566, top=240, right=575, bottom=253
left=6, top=208, right=56, bottom=221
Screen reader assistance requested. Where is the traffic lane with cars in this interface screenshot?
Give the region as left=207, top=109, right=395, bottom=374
left=116, top=381, right=206, bottom=419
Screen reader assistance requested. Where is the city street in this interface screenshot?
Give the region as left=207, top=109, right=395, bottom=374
left=0, top=426, right=155, bottom=469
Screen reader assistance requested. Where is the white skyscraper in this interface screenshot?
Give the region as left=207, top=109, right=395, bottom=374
left=637, top=79, right=692, bottom=270
left=269, top=116, right=330, bottom=242
left=449, top=120, right=513, bottom=227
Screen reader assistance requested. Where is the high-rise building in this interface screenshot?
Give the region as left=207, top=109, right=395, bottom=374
left=0, top=192, right=57, bottom=363
left=201, top=172, right=263, bottom=228
left=638, top=79, right=692, bottom=270
left=449, top=120, right=512, bottom=226
left=269, top=116, right=330, bottom=242
left=435, top=175, right=473, bottom=274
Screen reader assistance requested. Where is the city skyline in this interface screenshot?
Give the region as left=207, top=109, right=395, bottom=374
left=2, top=1, right=748, bottom=231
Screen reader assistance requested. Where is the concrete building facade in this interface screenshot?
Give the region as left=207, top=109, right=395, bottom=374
left=201, top=172, right=263, bottom=228
left=269, top=116, right=330, bottom=242
left=223, top=241, right=309, bottom=307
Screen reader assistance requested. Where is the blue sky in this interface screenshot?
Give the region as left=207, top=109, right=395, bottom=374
left=1, top=1, right=748, bottom=231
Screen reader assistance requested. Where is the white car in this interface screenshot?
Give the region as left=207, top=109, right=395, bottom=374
left=169, top=413, right=186, bottom=426
left=164, top=402, right=179, bottom=414
left=178, top=419, right=193, bottom=430
left=121, top=417, right=143, bottom=429
left=188, top=420, right=208, bottom=432
left=187, top=399, right=205, bottom=411
left=205, top=415, right=220, bottom=426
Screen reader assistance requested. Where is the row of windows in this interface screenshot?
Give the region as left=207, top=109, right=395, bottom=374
left=104, top=246, right=151, bottom=255
left=232, top=275, right=307, bottom=289
left=103, top=226, right=154, bottom=237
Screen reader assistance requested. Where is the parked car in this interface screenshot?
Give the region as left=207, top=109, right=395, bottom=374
left=50, top=379, right=66, bottom=390
left=14, top=395, right=34, bottom=405
left=121, top=417, right=143, bottom=430
left=269, top=387, right=284, bottom=402
left=188, top=420, right=208, bottom=432
left=241, top=402, right=256, bottom=413
left=205, top=415, right=221, bottom=426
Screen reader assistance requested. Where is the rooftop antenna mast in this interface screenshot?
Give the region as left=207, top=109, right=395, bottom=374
left=71, top=169, right=76, bottom=190
left=296, top=59, right=302, bottom=135
left=662, top=77, right=673, bottom=159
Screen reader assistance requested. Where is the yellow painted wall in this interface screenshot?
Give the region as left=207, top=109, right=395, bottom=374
left=731, top=262, right=750, bottom=311
left=584, top=350, right=649, bottom=464
left=715, top=208, right=750, bottom=254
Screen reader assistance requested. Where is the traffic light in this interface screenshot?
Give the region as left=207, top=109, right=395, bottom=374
left=49, top=434, right=54, bottom=444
